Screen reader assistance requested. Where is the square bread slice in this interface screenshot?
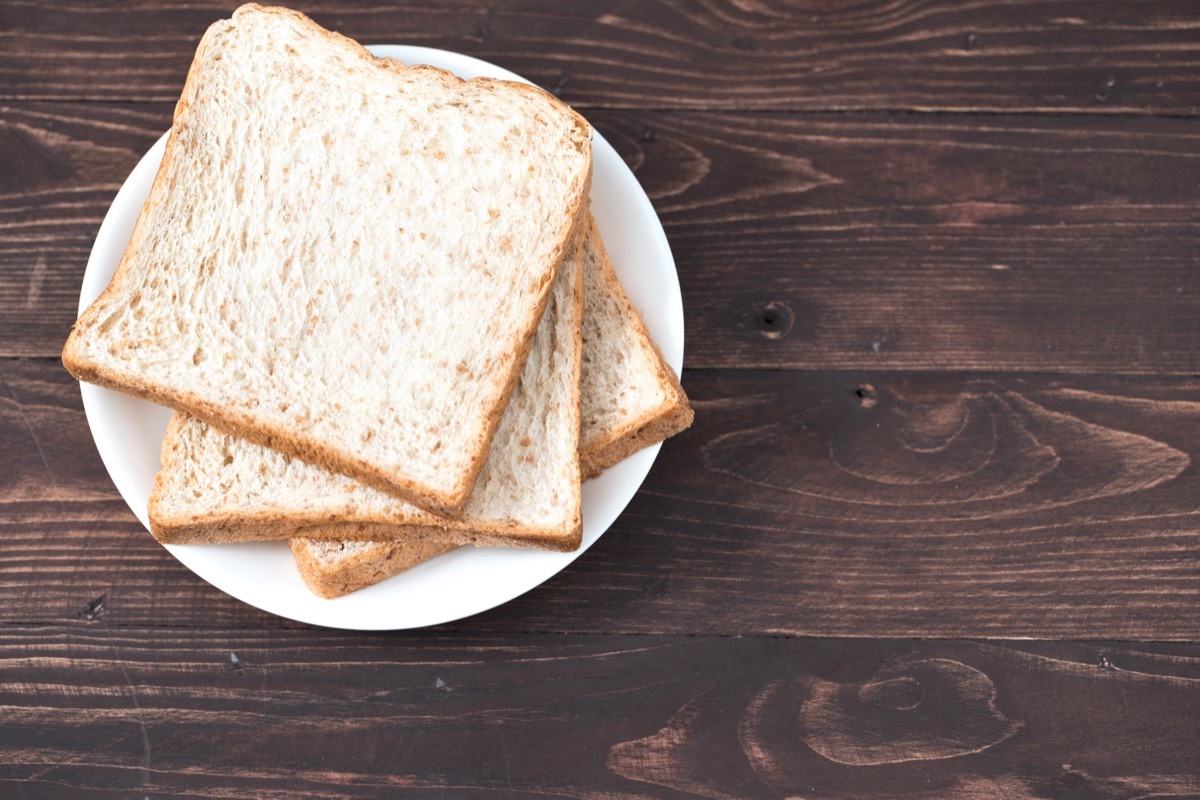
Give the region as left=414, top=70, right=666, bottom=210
left=290, top=217, right=694, bottom=598
left=61, top=4, right=592, bottom=517
left=151, top=231, right=586, bottom=551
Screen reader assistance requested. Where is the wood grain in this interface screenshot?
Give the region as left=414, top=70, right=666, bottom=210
left=7, top=102, right=1200, bottom=371
left=607, top=110, right=1200, bottom=373
left=522, top=368, right=1200, bottom=637
left=0, top=632, right=1197, bottom=798
left=5, top=1, right=1200, bottom=794
left=0, top=103, right=165, bottom=356
left=7, top=360, right=1200, bottom=638
left=2, top=0, right=1200, bottom=113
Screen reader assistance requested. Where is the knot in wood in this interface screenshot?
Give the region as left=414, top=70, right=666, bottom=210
left=756, top=300, right=793, bottom=340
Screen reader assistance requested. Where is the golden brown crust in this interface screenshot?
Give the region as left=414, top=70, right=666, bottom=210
left=297, top=518, right=582, bottom=553
left=579, top=396, right=693, bottom=479
left=289, top=537, right=459, bottom=599
left=564, top=220, right=587, bottom=540
left=152, top=495, right=583, bottom=550
left=63, top=2, right=592, bottom=519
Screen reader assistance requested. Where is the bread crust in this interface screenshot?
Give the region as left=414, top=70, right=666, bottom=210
left=296, top=519, right=580, bottom=553
left=62, top=2, right=592, bottom=518
left=289, top=537, right=459, bottom=599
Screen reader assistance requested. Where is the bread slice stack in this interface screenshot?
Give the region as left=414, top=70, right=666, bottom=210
left=63, top=4, right=692, bottom=599
left=63, top=4, right=591, bottom=517
left=150, top=217, right=692, bottom=597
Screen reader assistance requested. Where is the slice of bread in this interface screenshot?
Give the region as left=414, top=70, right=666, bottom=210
left=289, top=538, right=459, bottom=599
left=150, top=230, right=586, bottom=550
left=62, top=4, right=592, bottom=516
left=289, top=218, right=694, bottom=597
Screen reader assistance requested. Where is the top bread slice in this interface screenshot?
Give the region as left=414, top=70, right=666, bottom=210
left=61, top=4, right=592, bottom=517
left=151, top=230, right=586, bottom=551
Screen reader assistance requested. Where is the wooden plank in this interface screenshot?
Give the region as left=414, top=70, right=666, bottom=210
left=6, top=102, right=1200, bottom=371
left=0, top=103, right=166, bottom=357
left=6, top=359, right=1200, bottom=638
left=531, top=368, right=1200, bottom=638
left=2, top=1, right=1199, bottom=113
left=611, top=110, right=1200, bottom=373
left=0, top=631, right=1197, bottom=798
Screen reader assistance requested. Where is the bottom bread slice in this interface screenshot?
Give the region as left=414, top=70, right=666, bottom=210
left=289, top=537, right=459, bottom=599
left=291, top=217, right=694, bottom=597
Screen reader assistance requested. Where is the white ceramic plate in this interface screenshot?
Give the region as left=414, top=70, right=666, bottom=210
left=76, top=46, right=684, bottom=630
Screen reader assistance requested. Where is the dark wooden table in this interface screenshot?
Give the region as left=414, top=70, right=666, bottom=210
left=4, top=1, right=1200, bottom=796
